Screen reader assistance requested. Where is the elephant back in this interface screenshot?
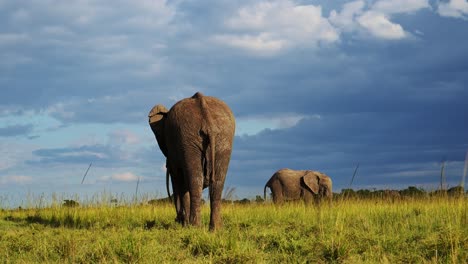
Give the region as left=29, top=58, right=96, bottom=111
left=167, top=93, right=235, bottom=147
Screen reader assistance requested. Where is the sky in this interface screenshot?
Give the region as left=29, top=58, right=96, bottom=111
left=1, top=0, right=468, bottom=205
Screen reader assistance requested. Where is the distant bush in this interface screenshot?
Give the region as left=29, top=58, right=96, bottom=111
left=335, top=186, right=430, bottom=200
left=62, top=200, right=79, bottom=208
left=447, top=186, right=465, bottom=197
left=148, top=196, right=172, bottom=205
left=235, top=198, right=251, bottom=205
left=399, top=186, right=426, bottom=197
left=255, top=195, right=264, bottom=203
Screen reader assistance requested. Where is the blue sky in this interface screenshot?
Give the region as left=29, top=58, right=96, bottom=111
left=1, top=0, right=468, bottom=204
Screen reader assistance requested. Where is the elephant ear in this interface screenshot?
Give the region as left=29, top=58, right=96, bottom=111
left=148, top=105, right=168, bottom=124
left=148, top=104, right=169, bottom=157
left=302, top=171, right=319, bottom=194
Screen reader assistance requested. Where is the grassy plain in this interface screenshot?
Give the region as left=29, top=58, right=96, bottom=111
left=0, top=197, right=466, bottom=263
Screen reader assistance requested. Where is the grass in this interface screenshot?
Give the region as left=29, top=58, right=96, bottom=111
left=0, top=197, right=466, bottom=263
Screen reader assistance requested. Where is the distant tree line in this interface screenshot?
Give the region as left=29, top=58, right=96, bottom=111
left=335, top=185, right=465, bottom=200
left=59, top=185, right=465, bottom=208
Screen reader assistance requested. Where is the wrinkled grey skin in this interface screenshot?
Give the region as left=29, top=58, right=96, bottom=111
left=148, top=92, right=235, bottom=231
left=264, top=168, right=333, bottom=204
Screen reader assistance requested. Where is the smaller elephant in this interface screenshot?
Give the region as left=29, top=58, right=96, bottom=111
left=264, top=168, right=332, bottom=204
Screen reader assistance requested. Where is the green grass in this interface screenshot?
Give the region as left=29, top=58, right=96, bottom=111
left=0, top=197, right=466, bottom=263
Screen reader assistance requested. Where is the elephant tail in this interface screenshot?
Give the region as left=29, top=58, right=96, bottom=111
left=264, top=183, right=269, bottom=202
left=194, top=92, right=217, bottom=187
left=211, top=134, right=215, bottom=186
left=166, top=167, right=172, bottom=202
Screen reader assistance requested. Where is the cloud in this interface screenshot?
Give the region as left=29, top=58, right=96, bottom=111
left=357, top=11, right=406, bottom=39
left=330, top=0, right=430, bottom=39
left=99, top=172, right=140, bottom=182
left=213, top=34, right=288, bottom=55
left=0, top=124, right=33, bottom=137
left=0, top=141, right=36, bottom=171
left=27, top=127, right=151, bottom=168
left=0, top=175, right=33, bottom=185
left=0, top=0, right=175, bottom=108
left=29, top=145, right=114, bottom=165
left=236, top=113, right=319, bottom=136
left=438, top=0, right=468, bottom=19
left=216, top=0, right=339, bottom=54
left=229, top=110, right=468, bottom=189
left=329, top=0, right=366, bottom=32
left=44, top=92, right=146, bottom=124
left=0, top=0, right=467, bottom=198
left=0, top=33, right=29, bottom=46
left=372, top=0, right=430, bottom=14
left=109, top=130, right=141, bottom=145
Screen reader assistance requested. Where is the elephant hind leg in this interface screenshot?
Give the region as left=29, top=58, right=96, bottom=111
left=209, top=154, right=230, bottom=231
left=270, top=180, right=284, bottom=204
left=171, top=168, right=189, bottom=225
left=185, top=168, right=203, bottom=227
left=209, top=177, right=226, bottom=231
left=182, top=190, right=190, bottom=226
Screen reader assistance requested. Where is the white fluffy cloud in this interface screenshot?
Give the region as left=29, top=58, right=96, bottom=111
left=213, top=34, right=288, bottom=55
left=330, top=0, right=430, bottom=39
left=329, top=0, right=366, bottom=32
left=357, top=11, right=406, bottom=39
left=438, top=0, right=468, bottom=19
left=236, top=113, right=320, bottom=136
left=100, top=172, right=140, bottom=182
left=216, top=0, right=338, bottom=54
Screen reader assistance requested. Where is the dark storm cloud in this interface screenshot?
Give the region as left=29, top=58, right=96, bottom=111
left=0, top=0, right=177, bottom=109
left=229, top=108, right=468, bottom=190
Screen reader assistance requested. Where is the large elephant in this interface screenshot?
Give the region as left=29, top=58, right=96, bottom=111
left=148, top=92, right=235, bottom=230
left=264, top=168, right=333, bottom=204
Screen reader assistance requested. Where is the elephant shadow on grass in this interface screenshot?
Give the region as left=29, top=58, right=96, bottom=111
left=3, top=214, right=174, bottom=230
left=4, top=214, right=78, bottom=228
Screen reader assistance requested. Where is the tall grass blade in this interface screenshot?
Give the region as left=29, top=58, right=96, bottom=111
left=440, top=159, right=446, bottom=191
left=349, top=163, right=359, bottom=188
left=135, top=176, right=141, bottom=203
left=461, top=149, right=468, bottom=189
left=81, top=163, right=92, bottom=184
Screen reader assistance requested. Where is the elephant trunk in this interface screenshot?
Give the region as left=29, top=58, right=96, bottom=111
left=264, top=184, right=268, bottom=202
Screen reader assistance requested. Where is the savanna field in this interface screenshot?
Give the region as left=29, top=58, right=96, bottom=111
left=0, top=196, right=466, bottom=263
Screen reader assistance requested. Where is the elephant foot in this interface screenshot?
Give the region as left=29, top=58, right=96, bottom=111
left=175, top=213, right=187, bottom=226
left=209, top=221, right=222, bottom=232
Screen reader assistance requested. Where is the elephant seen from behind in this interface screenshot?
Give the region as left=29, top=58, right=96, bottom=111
left=264, top=168, right=333, bottom=204
left=148, top=92, right=235, bottom=231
